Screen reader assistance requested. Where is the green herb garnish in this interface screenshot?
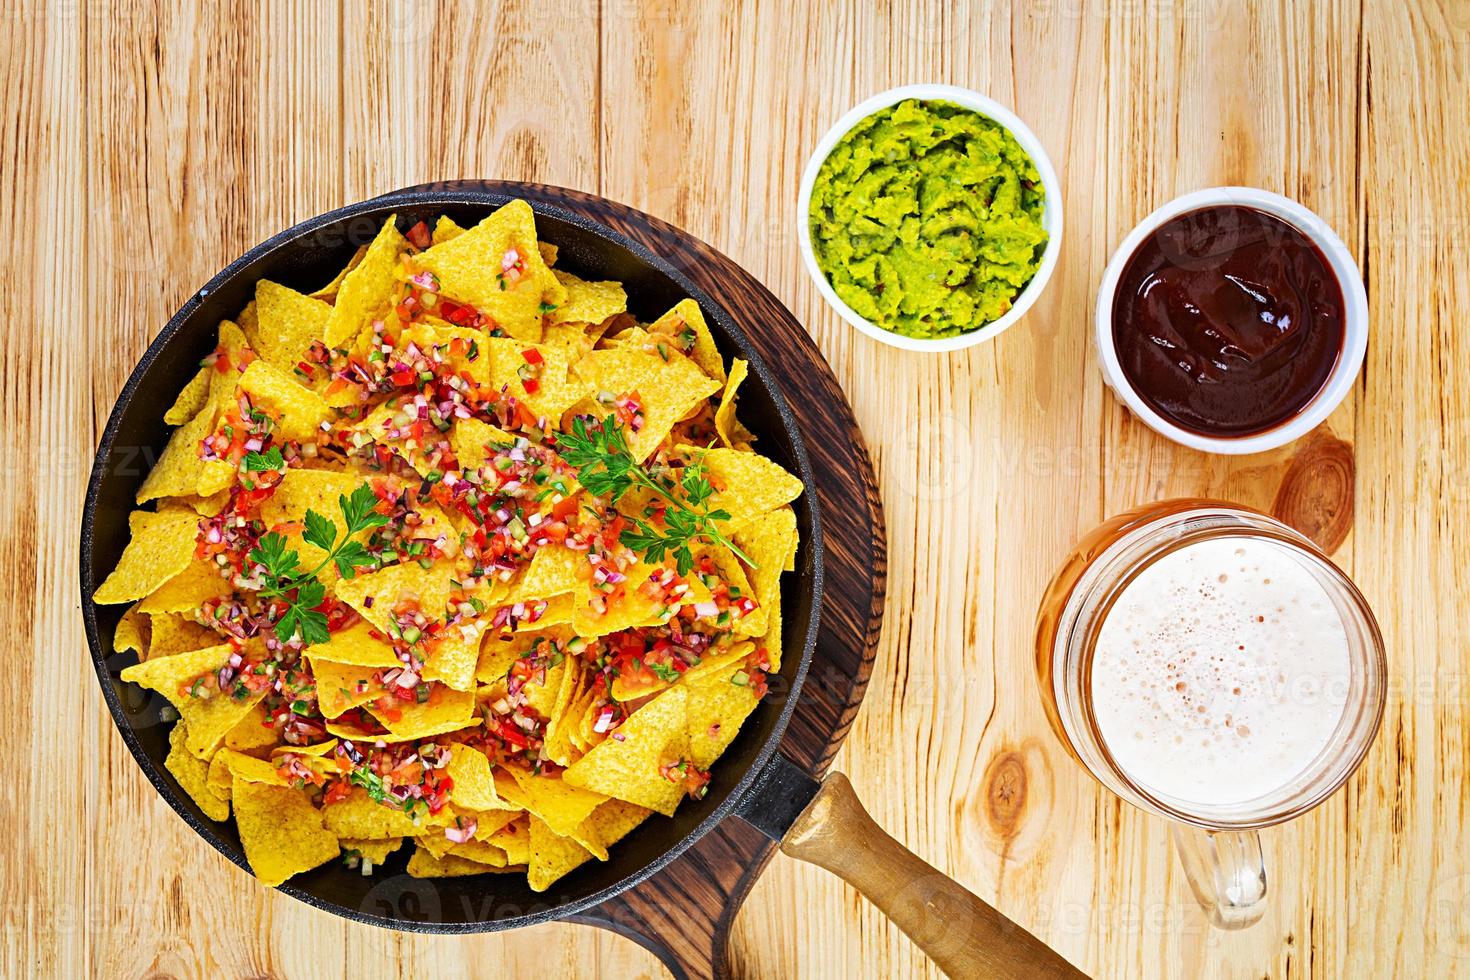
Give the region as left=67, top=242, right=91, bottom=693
left=248, top=484, right=389, bottom=644
left=557, top=415, right=754, bottom=574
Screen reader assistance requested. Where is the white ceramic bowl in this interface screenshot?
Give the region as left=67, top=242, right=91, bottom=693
left=797, top=84, right=1064, bottom=353
left=1094, top=187, right=1368, bottom=455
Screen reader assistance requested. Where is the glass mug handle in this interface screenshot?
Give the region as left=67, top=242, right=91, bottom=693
left=1169, top=825, right=1268, bottom=928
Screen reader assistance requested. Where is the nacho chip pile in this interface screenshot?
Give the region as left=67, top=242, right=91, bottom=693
left=95, top=201, right=802, bottom=892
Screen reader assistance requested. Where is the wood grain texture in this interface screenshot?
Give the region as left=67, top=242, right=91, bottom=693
left=4, top=0, right=1468, bottom=977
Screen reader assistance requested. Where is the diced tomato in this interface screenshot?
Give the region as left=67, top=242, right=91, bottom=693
left=406, top=221, right=432, bottom=249
left=390, top=368, right=416, bottom=388
left=521, top=348, right=543, bottom=366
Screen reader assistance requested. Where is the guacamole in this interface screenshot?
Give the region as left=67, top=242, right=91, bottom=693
left=808, top=99, right=1048, bottom=339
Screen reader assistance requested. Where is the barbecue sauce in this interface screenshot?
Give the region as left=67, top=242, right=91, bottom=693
left=1111, top=205, right=1345, bottom=437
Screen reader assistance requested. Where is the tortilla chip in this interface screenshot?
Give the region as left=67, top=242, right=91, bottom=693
left=497, top=767, right=607, bottom=840
left=306, top=620, right=400, bottom=668
left=445, top=838, right=509, bottom=867
left=308, top=656, right=381, bottom=719
left=539, top=322, right=597, bottom=361
left=363, top=685, right=476, bottom=741
left=573, top=349, right=721, bottom=461
left=448, top=417, right=515, bottom=470
left=237, top=359, right=332, bottom=443
left=223, top=703, right=280, bottom=753
left=325, top=217, right=406, bottom=348
left=486, top=816, right=531, bottom=865
left=649, top=299, right=725, bottom=383
left=232, top=778, right=339, bottom=887
left=474, top=336, right=585, bottom=421
left=432, top=216, right=464, bottom=245
left=166, top=723, right=229, bottom=821
left=421, top=616, right=491, bottom=692
left=684, top=657, right=761, bottom=769
left=135, top=559, right=232, bottom=615
left=562, top=686, right=688, bottom=816
left=548, top=270, right=627, bottom=326
left=332, top=560, right=457, bottom=635
left=714, top=358, right=754, bottom=449
left=407, top=847, right=512, bottom=878
left=250, top=280, right=331, bottom=376
left=257, top=468, right=375, bottom=580
left=135, top=399, right=232, bottom=503
left=93, top=507, right=201, bottom=604
left=177, top=489, right=232, bottom=517
left=413, top=200, right=563, bottom=342
left=733, top=508, right=796, bottom=669
left=120, top=644, right=269, bottom=758
left=165, top=367, right=213, bottom=425
left=322, top=788, right=447, bottom=838
left=148, top=612, right=219, bottom=658
left=213, top=747, right=289, bottom=786
left=113, top=603, right=149, bottom=656
left=445, top=745, right=518, bottom=812
left=309, top=244, right=368, bottom=301
left=340, top=837, right=402, bottom=864
left=582, top=798, right=653, bottom=851
left=527, top=815, right=593, bottom=892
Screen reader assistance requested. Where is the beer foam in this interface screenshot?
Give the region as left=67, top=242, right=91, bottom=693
left=1091, top=536, right=1350, bottom=809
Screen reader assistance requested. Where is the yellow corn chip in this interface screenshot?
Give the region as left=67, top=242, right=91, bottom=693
left=733, top=508, right=796, bottom=669
left=538, top=241, right=558, bottom=267
left=413, top=200, right=564, bottom=342
left=308, top=656, right=381, bottom=719
left=582, top=798, right=653, bottom=851
left=539, top=322, right=597, bottom=361
left=684, top=658, right=760, bottom=769
left=527, top=815, right=593, bottom=892
left=177, top=489, right=232, bottom=517
left=135, top=398, right=232, bottom=503
left=325, top=217, right=406, bottom=348
left=213, top=747, right=288, bottom=786
left=93, top=507, right=201, bottom=604
left=113, top=603, right=149, bottom=656
left=562, top=686, right=688, bottom=816
left=432, top=216, right=464, bottom=245
left=549, top=270, right=627, bottom=326
left=476, top=336, right=586, bottom=421
left=120, top=644, right=268, bottom=758
left=332, top=560, right=457, bottom=635
left=445, top=745, right=518, bottom=812
left=497, top=767, right=608, bottom=840
left=364, top=685, right=476, bottom=742
left=305, top=619, right=400, bottom=668
left=675, top=447, right=803, bottom=530
left=407, top=847, right=512, bottom=878
left=165, top=367, right=213, bottom=425
left=148, top=612, right=219, bottom=658
left=704, top=544, right=766, bottom=637
left=714, top=358, right=755, bottom=449
left=486, top=816, right=531, bottom=865
left=166, top=723, right=229, bottom=821
left=448, top=417, right=515, bottom=469
left=573, top=349, right=721, bottom=461
left=649, top=299, right=725, bottom=383
left=232, top=778, right=339, bottom=887
left=446, top=838, right=509, bottom=867
left=136, top=559, right=232, bottom=615
left=223, top=703, right=280, bottom=753
left=309, top=244, right=368, bottom=301
left=250, top=280, right=331, bottom=376
left=237, top=359, right=332, bottom=443
left=421, top=616, right=491, bottom=692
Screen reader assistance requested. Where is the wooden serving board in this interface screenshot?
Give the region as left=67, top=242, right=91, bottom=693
left=395, top=181, right=886, bottom=979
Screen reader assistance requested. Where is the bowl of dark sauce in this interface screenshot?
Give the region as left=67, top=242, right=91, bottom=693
left=1096, top=188, right=1368, bottom=454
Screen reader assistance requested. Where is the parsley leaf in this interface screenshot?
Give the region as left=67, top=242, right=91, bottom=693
left=559, top=415, right=756, bottom=571
left=242, top=446, right=285, bottom=471
left=248, top=482, right=387, bottom=644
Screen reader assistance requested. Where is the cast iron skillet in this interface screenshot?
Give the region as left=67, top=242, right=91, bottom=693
left=81, top=187, right=1082, bottom=978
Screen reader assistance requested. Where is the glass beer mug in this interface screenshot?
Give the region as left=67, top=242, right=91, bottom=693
left=1034, top=500, right=1385, bottom=928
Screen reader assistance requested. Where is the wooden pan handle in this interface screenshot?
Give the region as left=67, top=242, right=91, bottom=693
left=780, top=772, right=1086, bottom=979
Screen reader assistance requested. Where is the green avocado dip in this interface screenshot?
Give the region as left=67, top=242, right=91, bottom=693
left=807, top=99, right=1049, bottom=340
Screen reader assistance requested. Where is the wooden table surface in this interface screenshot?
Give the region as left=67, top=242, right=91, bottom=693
left=5, top=0, right=1468, bottom=976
